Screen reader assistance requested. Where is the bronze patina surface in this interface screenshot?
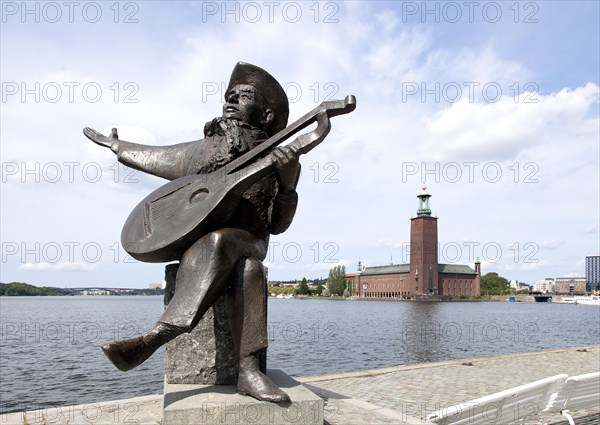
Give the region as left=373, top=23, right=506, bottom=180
left=84, top=62, right=355, bottom=403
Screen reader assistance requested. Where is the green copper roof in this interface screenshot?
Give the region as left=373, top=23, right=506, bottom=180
left=417, top=185, right=432, bottom=216
left=438, top=264, right=477, bottom=275
left=362, top=264, right=410, bottom=275
left=359, top=263, right=477, bottom=276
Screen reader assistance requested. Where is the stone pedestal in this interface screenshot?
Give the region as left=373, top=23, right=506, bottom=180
left=163, top=369, right=324, bottom=425
left=163, top=263, right=266, bottom=385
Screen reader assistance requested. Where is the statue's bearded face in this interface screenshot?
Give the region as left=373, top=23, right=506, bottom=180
left=222, top=84, right=270, bottom=130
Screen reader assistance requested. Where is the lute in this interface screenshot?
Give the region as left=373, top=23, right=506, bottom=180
left=120, top=95, right=356, bottom=263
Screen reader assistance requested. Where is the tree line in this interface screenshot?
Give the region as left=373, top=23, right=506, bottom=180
left=268, top=266, right=350, bottom=298
left=480, top=272, right=512, bottom=295
left=0, top=282, right=164, bottom=296
left=0, top=282, right=70, bottom=296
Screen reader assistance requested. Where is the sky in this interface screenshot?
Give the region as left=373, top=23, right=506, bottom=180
left=1, top=1, right=598, bottom=288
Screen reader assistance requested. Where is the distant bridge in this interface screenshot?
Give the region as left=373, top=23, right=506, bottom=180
left=66, top=287, right=149, bottom=294
left=532, top=294, right=552, bottom=302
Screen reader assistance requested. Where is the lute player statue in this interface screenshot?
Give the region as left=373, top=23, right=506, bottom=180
left=84, top=62, right=355, bottom=403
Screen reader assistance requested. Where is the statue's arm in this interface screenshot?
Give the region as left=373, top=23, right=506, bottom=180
left=115, top=140, right=200, bottom=181
left=83, top=127, right=199, bottom=180
left=269, top=146, right=301, bottom=235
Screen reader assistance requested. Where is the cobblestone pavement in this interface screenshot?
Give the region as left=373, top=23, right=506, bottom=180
left=299, top=345, right=600, bottom=424
left=2, top=345, right=598, bottom=424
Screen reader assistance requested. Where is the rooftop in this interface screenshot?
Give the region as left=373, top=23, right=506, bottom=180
left=360, top=263, right=477, bottom=276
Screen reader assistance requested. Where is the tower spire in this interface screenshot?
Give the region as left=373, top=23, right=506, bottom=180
left=410, top=184, right=438, bottom=295
left=417, top=184, right=432, bottom=216
left=357, top=259, right=364, bottom=275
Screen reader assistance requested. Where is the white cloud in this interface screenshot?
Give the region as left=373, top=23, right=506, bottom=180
left=18, top=263, right=52, bottom=271
left=55, top=262, right=96, bottom=271
left=302, top=259, right=351, bottom=272
left=581, top=223, right=599, bottom=234
left=18, top=262, right=95, bottom=272
left=539, top=240, right=564, bottom=250
left=376, top=239, right=410, bottom=249
left=376, top=239, right=395, bottom=248
left=422, top=83, right=599, bottom=161
left=263, top=261, right=285, bottom=271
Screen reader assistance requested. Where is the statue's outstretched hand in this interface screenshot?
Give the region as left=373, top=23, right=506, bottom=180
left=83, top=127, right=119, bottom=151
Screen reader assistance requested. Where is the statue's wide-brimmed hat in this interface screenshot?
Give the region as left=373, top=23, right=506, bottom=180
left=226, top=62, right=289, bottom=135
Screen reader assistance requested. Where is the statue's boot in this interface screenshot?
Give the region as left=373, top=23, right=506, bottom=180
left=237, top=354, right=291, bottom=403
left=229, top=257, right=291, bottom=403
left=101, top=322, right=181, bottom=371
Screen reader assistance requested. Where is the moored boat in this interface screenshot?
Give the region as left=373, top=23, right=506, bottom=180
left=555, top=297, right=577, bottom=304
left=574, top=295, right=600, bottom=306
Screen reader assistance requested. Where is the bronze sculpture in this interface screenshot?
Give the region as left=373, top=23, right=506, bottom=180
left=84, top=62, right=355, bottom=403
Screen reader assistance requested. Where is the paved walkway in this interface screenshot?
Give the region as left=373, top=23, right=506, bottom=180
left=2, top=345, right=598, bottom=424
left=299, top=345, right=600, bottom=424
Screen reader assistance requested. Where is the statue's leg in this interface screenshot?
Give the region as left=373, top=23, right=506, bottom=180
left=228, top=258, right=291, bottom=403
left=101, top=229, right=265, bottom=371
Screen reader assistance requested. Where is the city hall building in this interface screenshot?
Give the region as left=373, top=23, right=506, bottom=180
left=346, top=186, right=481, bottom=298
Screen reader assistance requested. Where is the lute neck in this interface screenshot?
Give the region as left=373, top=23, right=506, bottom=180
left=221, top=95, right=356, bottom=175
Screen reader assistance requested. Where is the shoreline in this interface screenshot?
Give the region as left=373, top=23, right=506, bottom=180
left=2, top=293, right=593, bottom=303
left=2, top=345, right=598, bottom=424
left=275, top=294, right=584, bottom=303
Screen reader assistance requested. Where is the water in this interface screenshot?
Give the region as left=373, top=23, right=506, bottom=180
left=1, top=296, right=599, bottom=413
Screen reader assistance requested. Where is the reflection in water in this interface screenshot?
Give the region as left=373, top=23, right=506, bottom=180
left=401, top=302, right=447, bottom=364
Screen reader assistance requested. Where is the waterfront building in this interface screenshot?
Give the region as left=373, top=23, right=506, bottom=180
left=585, top=255, right=600, bottom=292
left=533, top=278, right=555, bottom=293
left=346, top=186, right=481, bottom=298
left=554, top=277, right=587, bottom=295
left=510, top=280, right=530, bottom=292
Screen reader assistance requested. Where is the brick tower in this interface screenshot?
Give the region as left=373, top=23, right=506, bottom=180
left=409, top=185, right=438, bottom=295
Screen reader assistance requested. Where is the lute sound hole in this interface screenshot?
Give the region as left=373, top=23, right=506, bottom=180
left=190, top=188, right=209, bottom=203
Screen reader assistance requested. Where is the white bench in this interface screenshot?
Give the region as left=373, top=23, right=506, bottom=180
left=425, top=372, right=600, bottom=424
left=543, top=371, right=600, bottom=425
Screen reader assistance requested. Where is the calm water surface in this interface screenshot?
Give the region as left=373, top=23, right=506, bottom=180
left=1, top=296, right=599, bottom=412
